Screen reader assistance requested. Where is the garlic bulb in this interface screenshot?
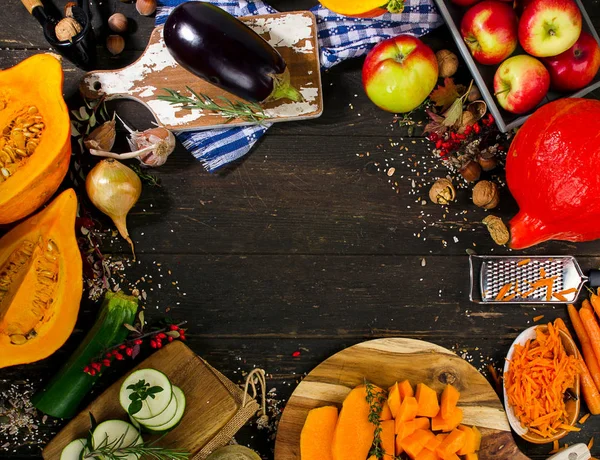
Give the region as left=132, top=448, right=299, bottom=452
left=86, top=159, right=141, bottom=259
left=90, top=119, right=175, bottom=167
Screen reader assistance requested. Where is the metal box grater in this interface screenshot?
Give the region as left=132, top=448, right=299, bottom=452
left=469, top=255, right=600, bottom=304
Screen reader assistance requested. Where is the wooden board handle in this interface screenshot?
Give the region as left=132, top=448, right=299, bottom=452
left=21, top=0, right=43, bottom=14
left=547, top=443, right=591, bottom=460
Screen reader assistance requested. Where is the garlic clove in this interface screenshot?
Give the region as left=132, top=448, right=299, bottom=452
left=84, top=120, right=116, bottom=151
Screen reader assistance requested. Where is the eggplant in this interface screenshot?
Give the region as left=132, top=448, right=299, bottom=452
left=164, top=2, right=302, bottom=104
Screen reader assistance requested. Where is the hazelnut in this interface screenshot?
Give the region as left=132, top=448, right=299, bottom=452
left=459, top=160, right=481, bottom=182
left=477, top=152, right=497, bottom=171
left=429, top=178, right=456, bottom=205
left=483, top=215, right=510, bottom=246
left=472, top=180, right=499, bottom=209
left=108, top=13, right=128, bottom=34
left=467, top=85, right=482, bottom=102
left=106, top=35, right=125, bottom=55
left=136, top=0, right=157, bottom=16
left=436, top=50, right=459, bottom=78
left=55, top=17, right=82, bottom=42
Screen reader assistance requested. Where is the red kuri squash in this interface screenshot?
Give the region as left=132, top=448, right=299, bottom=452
left=506, top=98, right=600, bottom=249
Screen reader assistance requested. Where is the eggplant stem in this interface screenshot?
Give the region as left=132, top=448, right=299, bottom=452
left=267, top=67, right=303, bottom=103
left=90, top=144, right=156, bottom=160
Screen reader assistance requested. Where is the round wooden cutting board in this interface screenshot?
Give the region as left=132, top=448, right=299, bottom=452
left=274, top=337, right=528, bottom=460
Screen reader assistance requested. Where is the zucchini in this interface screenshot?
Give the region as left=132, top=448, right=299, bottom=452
left=59, top=438, right=87, bottom=460
left=32, top=291, right=138, bottom=418
left=144, top=386, right=186, bottom=433
left=119, top=368, right=172, bottom=420
left=91, top=419, right=141, bottom=460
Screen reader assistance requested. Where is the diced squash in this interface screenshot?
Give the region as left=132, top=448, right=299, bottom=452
left=416, top=383, right=440, bottom=418
left=395, top=433, right=404, bottom=456
left=380, top=400, right=393, bottom=421
left=435, top=428, right=466, bottom=459
left=440, top=385, right=460, bottom=420
left=464, top=453, right=479, bottom=460
left=412, top=428, right=436, bottom=447
left=331, top=385, right=377, bottom=460
left=436, top=433, right=448, bottom=442
left=396, top=420, right=416, bottom=439
left=380, top=420, right=395, bottom=459
left=457, top=425, right=477, bottom=455
left=443, top=454, right=460, bottom=460
left=432, top=408, right=463, bottom=432
left=388, top=382, right=401, bottom=418
left=397, top=396, right=419, bottom=422
left=424, top=434, right=443, bottom=452
left=471, top=426, right=481, bottom=452
left=414, top=417, right=431, bottom=431
left=401, top=432, right=425, bottom=459
left=415, top=449, right=442, bottom=460
left=399, top=379, right=414, bottom=399
left=300, top=406, right=338, bottom=460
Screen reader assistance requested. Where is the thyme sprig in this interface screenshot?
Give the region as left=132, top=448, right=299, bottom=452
left=365, top=382, right=389, bottom=460
left=158, top=87, right=269, bottom=124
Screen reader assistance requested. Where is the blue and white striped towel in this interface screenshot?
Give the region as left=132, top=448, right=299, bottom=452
left=156, top=1, right=442, bottom=171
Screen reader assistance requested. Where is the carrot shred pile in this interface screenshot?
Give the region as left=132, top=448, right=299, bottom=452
left=505, top=323, right=581, bottom=438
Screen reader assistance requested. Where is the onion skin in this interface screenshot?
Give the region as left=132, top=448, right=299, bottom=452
left=163, top=2, right=302, bottom=103
left=85, top=159, right=141, bottom=259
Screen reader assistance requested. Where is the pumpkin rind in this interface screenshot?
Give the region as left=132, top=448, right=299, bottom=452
left=0, top=189, right=82, bottom=368
left=0, top=54, right=71, bottom=224
left=506, top=98, right=600, bottom=248
left=319, top=0, right=388, bottom=17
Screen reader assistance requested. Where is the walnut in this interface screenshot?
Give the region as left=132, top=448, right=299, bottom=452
left=436, top=50, right=459, bottom=78
left=55, top=17, right=82, bottom=43
left=429, top=178, right=456, bottom=205
left=472, top=180, right=499, bottom=209
left=483, top=215, right=510, bottom=245
left=467, top=85, right=482, bottom=102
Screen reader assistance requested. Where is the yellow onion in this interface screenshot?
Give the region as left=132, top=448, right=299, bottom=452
left=86, top=159, right=141, bottom=259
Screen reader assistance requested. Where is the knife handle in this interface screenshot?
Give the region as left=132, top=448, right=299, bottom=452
left=21, top=0, right=43, bottom=14
left=547, top=443, right=590, bottom=460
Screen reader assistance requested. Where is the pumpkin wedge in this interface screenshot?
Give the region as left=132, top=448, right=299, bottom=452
left=319, top=0, right=401, bottom=17
left=0, top=54, right=71, bottom=224
left=0, top=189, right=82, bottom=368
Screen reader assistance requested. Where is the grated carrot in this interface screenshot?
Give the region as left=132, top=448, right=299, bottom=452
left=505, top=323, right=581, bottom=438
left=496, top=282, right=513, bottom=301
left=518, top=259, right=531, bottom=266
left=589, top=437, right=594, bottom=450
left=533, top=315, right=545, bottom=322
left=540, top=268, right=547, bottom=278
left=579, top=413, right=591, bottom=424
left=550, top=440, right=559, bottom=454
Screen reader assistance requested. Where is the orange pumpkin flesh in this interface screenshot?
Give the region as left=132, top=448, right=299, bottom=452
left=0, top=189, right=82, bottom=368
left=319, top=0, right=388, bottom=17
left=0, top=54, right=71, bottom=225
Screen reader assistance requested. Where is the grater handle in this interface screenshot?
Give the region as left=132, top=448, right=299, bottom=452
left=588, top=270, right=600, bottom=288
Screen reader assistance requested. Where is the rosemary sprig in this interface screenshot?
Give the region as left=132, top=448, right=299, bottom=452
left=83, top=422, right=188, bottom=460
left=158, top=87, right=269, bottom=124
left=365, top=382, right=388, bottom=460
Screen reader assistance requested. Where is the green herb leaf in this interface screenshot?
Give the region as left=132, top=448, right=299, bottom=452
left=128, top=399, right=143, bottom=416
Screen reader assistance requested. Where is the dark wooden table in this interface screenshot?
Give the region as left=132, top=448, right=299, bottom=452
left=1, top=0, right=599, bottom=459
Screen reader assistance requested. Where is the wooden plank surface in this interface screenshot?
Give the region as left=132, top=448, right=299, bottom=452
left=0, top=0, right=599, bottom=459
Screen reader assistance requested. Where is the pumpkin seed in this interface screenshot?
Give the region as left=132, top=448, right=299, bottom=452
left=9, top=334, right=27, bottom=345
left=1, top=168, right=10, bottom=178
left=28, top=106, right=38, bottom=115
left=15, top=148, right=28, bottom=158
left=33, top=123, right=44, bottom=129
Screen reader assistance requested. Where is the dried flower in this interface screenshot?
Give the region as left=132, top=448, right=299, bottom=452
left=483, top=215, right=510, bottom=245
left=436, top=50, right=459, bottom=78
left=459, top=160, right=481, bottom=182
left=472, top=180, right=500, bottom=209
left=84, top=119, right=116, bottom=151
left=429, top=178, right=456, bottom=205
left=55, top=17, right=82, bottom=42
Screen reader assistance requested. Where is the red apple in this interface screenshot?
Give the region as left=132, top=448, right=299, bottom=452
left=494, top=55, right=550, bottom=113
left=519, top=0, right=582, bottom=57
left=460, top=1, right=518, bottom=65
left=542, top=31, right=600, bottom=91
left=362, top=35, right=438, bottom=113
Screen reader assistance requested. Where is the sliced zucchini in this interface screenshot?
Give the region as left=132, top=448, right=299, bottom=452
left=145, top=386, right=186, bottom=433
left=206, top=445, right=261, bottom=460
left=91, top=419, right=142, bottom=458
left=59, top=438, right=87, bottom=460
left=119, top=368, right=173, bottom=420
left=136, top=388, right=178, bottom=428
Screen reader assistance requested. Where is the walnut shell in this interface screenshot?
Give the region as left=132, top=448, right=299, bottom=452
left=483, top=215, right=510, bottom=245
left=429, top=178, right=456, bottom=205
left=55, top=17, right=82, bottom=43
left=472, top=180, right=499, bottom=209
left=436, top=50, right=459, bottom=78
